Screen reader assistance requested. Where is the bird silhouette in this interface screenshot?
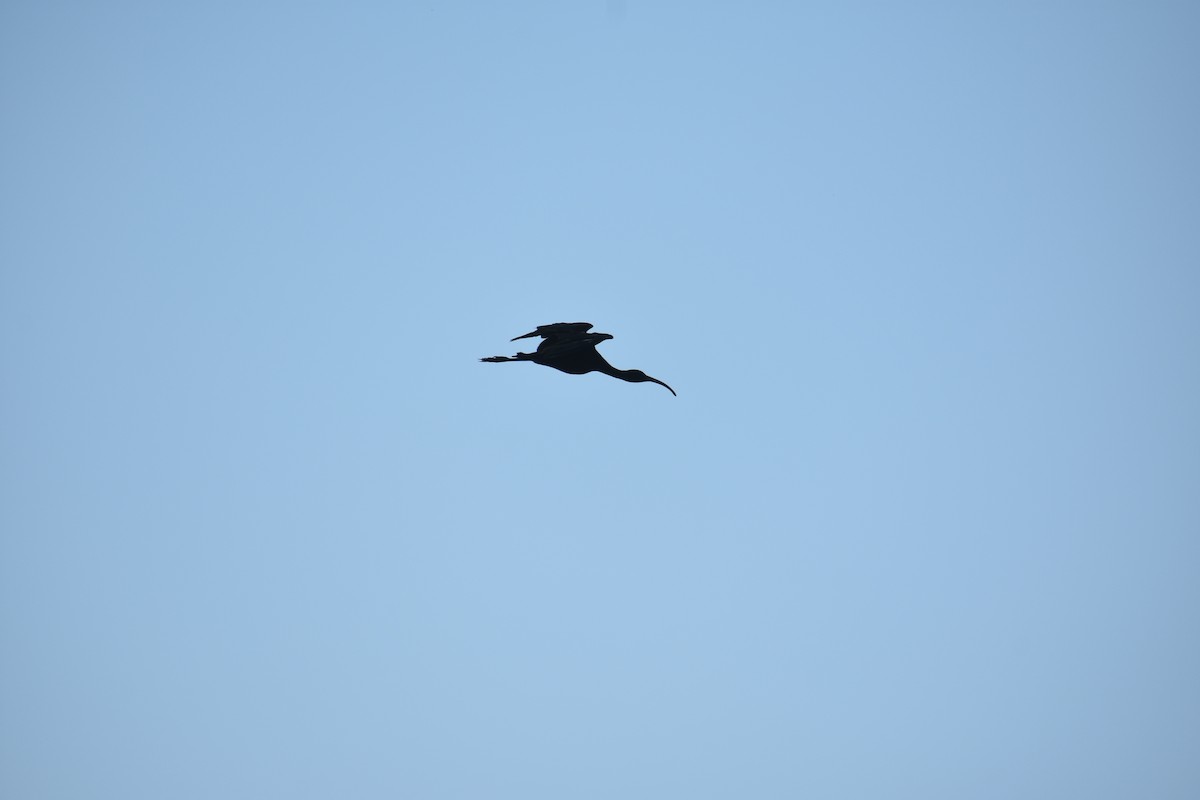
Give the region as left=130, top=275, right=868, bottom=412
left=481, top=322, right=676, bottom=396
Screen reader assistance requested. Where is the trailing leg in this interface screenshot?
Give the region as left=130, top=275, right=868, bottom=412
left=480, top=352, right=533, bottom=363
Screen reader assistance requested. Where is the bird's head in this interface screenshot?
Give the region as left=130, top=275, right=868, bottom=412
left=625, top=370, right=677, bottom=396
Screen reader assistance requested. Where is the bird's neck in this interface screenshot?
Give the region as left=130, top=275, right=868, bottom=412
left=605, top=366, right=641, bottom=382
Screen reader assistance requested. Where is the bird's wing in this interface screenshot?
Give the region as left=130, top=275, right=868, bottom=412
left=510, top=322, right=594, bottom=342
left=527, top=334, right=615, bottom=372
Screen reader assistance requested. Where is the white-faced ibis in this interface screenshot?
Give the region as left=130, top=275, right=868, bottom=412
left=481, top=322, right=676, bottom=396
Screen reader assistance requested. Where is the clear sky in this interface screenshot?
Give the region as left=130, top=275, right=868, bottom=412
left=2, top=2, right=1198, bottom=798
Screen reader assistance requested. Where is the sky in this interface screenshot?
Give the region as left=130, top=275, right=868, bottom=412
left=2, top=2, right=1198, bottom=798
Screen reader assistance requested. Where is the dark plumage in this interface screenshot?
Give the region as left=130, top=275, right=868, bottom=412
left=481, top=322, right=676, bottom=396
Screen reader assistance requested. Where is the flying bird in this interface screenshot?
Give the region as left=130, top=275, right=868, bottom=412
left=481, top=322, right=676, bottom=396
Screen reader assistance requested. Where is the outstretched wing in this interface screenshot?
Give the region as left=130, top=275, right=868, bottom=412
left=535, top=336, right=617, bottom=375
left=510, top=322, right=594, bottom=343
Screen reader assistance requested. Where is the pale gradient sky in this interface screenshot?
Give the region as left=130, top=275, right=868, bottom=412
left=2, top=2, right=1198, bottom=798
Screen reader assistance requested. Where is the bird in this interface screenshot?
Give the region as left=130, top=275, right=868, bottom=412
left=481, top=322, right=676, bottom=396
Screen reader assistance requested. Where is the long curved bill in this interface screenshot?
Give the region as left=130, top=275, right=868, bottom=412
left=649, top=377, right=677, bottom=396
left=511, top=330, right=539, bottom=341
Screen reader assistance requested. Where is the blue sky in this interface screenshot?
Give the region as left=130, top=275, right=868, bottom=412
left=2, top=2, right=1198, bottom=798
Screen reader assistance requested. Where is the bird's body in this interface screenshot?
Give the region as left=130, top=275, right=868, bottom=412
left=481, top=322, right=676, bottom=395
